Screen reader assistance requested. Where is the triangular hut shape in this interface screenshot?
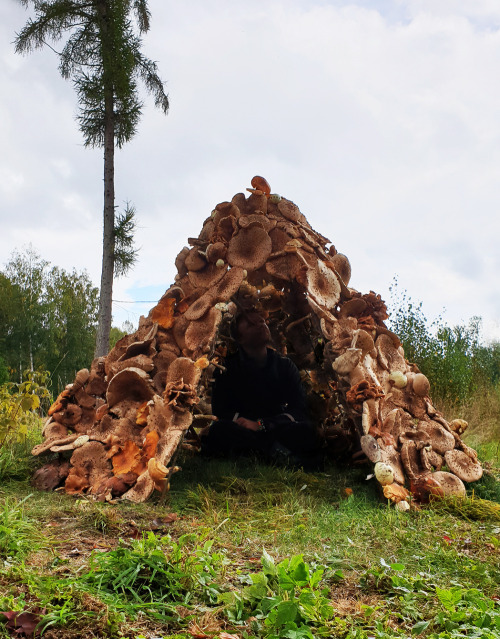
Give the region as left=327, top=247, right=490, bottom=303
left=33, top=177, right=482, bottom=504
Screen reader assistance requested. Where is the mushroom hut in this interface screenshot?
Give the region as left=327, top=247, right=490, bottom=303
left=32, top=176, right=482, bottom=507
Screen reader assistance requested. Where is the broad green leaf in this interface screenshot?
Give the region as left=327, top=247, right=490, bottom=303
left=436, top=586, right=463, bottom=611
left=275, top=600, right=299, bottom=624
left=412, top=620, right=430, bottom=634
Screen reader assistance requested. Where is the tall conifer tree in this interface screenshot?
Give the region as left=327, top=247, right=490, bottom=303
left=15, top=0, right=169, bottom=356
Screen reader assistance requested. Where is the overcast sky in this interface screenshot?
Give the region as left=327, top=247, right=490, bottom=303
left=2, top=0, right=500, bottom=342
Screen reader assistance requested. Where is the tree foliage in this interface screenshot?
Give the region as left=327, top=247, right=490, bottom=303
left=0, top=247, right=99, bottom=390
left=15, top=0, right=169, bottom=357
left=388, top=278, right=500, bottom=403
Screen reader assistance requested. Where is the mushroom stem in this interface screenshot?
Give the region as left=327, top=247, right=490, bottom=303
left=192, top=414, right=217, bottom=421
left=210, top=361, right=227, bottom=372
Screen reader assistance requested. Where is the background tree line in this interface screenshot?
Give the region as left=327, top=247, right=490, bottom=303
left=388, top=279, right=500, bottom=407
left=0, top=247, right=129, bottom=392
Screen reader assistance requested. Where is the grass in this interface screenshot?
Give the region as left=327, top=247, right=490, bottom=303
left=0, top=410, right=498, bottom=639
left=0, top=445, right=497, bottom=639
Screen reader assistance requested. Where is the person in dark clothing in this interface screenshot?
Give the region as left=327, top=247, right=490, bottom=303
left=201, top=310, right=321, bottom=465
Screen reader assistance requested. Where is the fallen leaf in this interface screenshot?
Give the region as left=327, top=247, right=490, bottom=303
left=1, top=608, right=45, bottom=637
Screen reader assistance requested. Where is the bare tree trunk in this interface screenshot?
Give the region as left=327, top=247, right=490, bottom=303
left=94, top=94, right=115, bottom=357
left=94, top=0, right=115, bottom=357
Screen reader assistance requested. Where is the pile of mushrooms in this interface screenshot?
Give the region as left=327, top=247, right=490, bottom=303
left=32, top=176, right=482, bottom=506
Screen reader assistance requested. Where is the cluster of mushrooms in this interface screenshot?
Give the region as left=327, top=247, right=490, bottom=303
left=32, top=176, right=482, bottom=507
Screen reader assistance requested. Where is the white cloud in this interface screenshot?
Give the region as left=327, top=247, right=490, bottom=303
left=1, top=0, right=499, bottom=342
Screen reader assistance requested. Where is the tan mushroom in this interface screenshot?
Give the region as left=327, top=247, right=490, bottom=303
left=449, top=419, right=468, bottom=436
left=188, top=263, right=227, bottom=289
left=72, top=368, right=90, bottom=392
left=376, top=334, right=406, bottom=373
left=277, top=199, right=303, bottom=222
left=227, top=226, right=272, bottom=270
left=106, top=368, right=154, bottom=409
left=210, top=266, right=246, bottom=302
left=332, top=348, right=362, bottom=376
left=419, top=421, right=455, bottom=455
left=360, top=434, right=381, bottom=462
left=444, top=449, right=483, bottom=482
left=431, top=471, right=466, bottom=498
left=175, top=246, right=190, bottom=277
left=400, top=441, right=425, bottom=480
left=329, top=253, right=351, bottom=286
left=409, top=373, right=431, bottom=397
left=184, top=247, right=207, bottom=272
left=166, top=356, right=201, bottom=388
left=185, top=306, right=222, bottom=352
left=206, top=242, right=227, bottom=264
left=52, top=403, right=82, bottom=427
left=302, top=260, right=341, bottom=309
left=184, top=292, right=214, bottom=321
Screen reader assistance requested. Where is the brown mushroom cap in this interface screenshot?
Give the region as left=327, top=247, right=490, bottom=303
left=352, top=329, right=375, bottom=355
left=122, top=470, right=155, bottom=503
left=227, top=226, right=272, bottom=270
left=421, top=446, right=443, bottom=471
left=419, top=421, right=455, bottom=455
left=184, top=291, right=214, bottom=321
left=360, top=434, right=381, bottom=462
left=210, top=266, right=246, bottom=302
left=266, top=253, right=304, bottom=282
left=277, top=199, right=303, bottom=223
left=72, top=368, right=90, bottom=392
left=166, top=357, right=201, bottom=387
left=329, top=253, right=351, bottom=286
left=188, top=263, right=227, bottom=289
left=106, top=368, right=154, bottom=409
left=444, top=449, right=483, bottom=482
left=431, top=471, right=466, bottom=498
left=66, top=441, right=111, bottom=494
left=52, top=403, right=82, bottom=427
left=338, top=297, right=367, bottom=319
left=185, top=307, right=222, bottom=352
left=206, top=242, right=227, bottom=263
left=175, top=246, right=190, bottom=277
left=238, top=214, right=276, bottom=233
left=308, top=297, right=337, bottom=323
left=184, top=247, right=207, bottom=272
left=411, top=373, right=431, bottom=397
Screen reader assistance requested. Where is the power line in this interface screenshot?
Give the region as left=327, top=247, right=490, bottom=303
left=112, top=299, right=157, bottom=303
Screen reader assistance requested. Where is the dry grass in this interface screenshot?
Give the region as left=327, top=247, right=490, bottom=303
left=436, top=384, right=500, bottom=445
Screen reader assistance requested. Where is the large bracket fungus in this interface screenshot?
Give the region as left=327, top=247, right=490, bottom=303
left=32, top=177, right=482, bottom=505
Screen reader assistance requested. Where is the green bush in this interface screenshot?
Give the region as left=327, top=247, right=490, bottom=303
left=0, top=370, right=50, bottom=449
left=388, top=279, right=500, bottom=403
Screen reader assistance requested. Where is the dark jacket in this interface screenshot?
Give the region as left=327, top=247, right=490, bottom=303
left=211, top=348, right=308, bottom=424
